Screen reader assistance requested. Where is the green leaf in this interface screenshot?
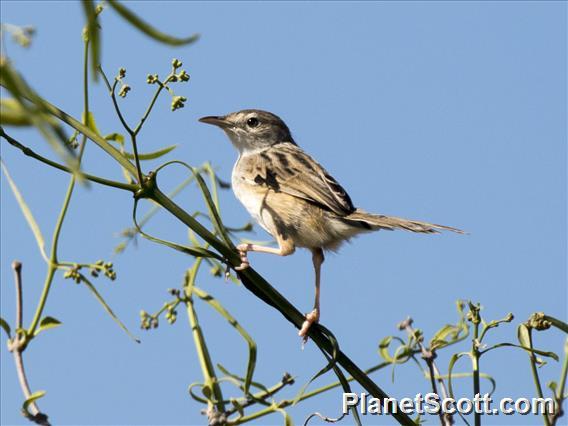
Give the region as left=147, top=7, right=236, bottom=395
left=1, top=61, right=80, bottom=175
left=1, top=160, right=48, bottom=261
left=35, top=316, right=62, bottom=336
left=432, top=371, right=496, bottom=397
left=430, top=324, right=460, bottom=350
left=107, top=0, right=199, bottom=46
left=482, top=342, right=559, bottom=361
left=133, top=200, right=223, bottom=261
left=188, top=382, right=209, bottom=404
left=105, top=132, right=177, bottom=160
left=320, top=348, right=362, bottom=426
left=193, top=287, right=257, bottom=395
left=124, top=144, right=177, bottom=161
left=154, top=161, right=234, bottom=248
left=378, top=335, right=411, bottom=364
left=81, top=276, right=140, bottom=343
left=447, top=352, right=472, bottom=399
left=216, top=364, right=270, bottom=397
left=83, top=111, right=102, bottom=136
left=0, top=98, right=32, bottom=126
left=21, top=390, right=46, bottom=418
left=291, top=326, right=345, bottom=407
left=81, top=0, right=101, bottom=81
left=0, top=317, right=11, bottom=338
left=105, top=132, right=125, bottom=145
left=518, top=323, right=531, bottom=348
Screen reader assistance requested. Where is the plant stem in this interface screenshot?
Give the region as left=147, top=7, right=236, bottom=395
left=0, top=129, right=136, bottom=192
left=472, top=317, right=481, bottom=426
left=28, top=39, right=92, bottom=337
left=526, top=327, right=551, bottom=426
left=27, top=265, right=57, bottom=337
left=10, top=262, right=50, bottom=425
left=107, top=76, right=144, bottom=185
left=133, top=77, right=170, bottom=136
left=184, top=260, right=226, bottom=414
left=553, top=339, right=568, bottom=425
left=400, top=318, right=452, bottom=426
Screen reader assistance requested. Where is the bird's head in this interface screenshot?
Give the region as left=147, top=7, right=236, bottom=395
left=199, top=109, right=295, bottom=154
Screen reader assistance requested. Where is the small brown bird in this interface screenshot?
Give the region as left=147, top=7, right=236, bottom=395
left=200, top=110, right=463, bottom=340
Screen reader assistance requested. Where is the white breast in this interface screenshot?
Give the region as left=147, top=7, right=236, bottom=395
left=231, top=158, right=271, bottom=234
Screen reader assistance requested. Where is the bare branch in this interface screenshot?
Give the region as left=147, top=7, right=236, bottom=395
left=9, top=261, right=50, bottom=425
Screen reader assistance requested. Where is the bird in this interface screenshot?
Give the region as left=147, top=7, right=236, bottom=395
left=199, top=109, right=463, bottom=341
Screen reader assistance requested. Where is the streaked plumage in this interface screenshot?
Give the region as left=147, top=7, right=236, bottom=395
left=200, top=109, right=463, bottom=341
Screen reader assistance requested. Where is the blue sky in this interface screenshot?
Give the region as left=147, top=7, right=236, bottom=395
left=1, top=1, right=566, bottom=425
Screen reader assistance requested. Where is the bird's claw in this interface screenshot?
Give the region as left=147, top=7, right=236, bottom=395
left=235, top=243, right=251, bottom=271
left=299, top=309, right=320, bottom=344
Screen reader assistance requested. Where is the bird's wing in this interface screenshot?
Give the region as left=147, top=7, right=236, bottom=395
left=239, top=143, right=355, bottom=216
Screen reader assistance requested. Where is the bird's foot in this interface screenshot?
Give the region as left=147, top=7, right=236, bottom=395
left=299, top=308, right=320, bottom=344
left=234, top=243, right=251, bottom=271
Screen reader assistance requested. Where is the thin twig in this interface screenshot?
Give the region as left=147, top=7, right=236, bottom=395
left=13, top=261, right=23, bottom=330
left=98, top=66, right=144, bottom=185
left=9, top=261, right=50, bottom=425
left=399, top=317, right=453, bottom=426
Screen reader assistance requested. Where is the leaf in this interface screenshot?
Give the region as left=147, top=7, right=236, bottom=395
left=104, top=132, right=125, bottom=145
left=1, top=61, right=80, bottom=174
left=188, top=383, right=209, bottom=404
left=430, top=324, right=460, bottom=350
left=83, top=111, right=102, bottom=136
left=432, top=371, right=496, bottom=397
left=154, top=161, right=233, bottom=248
left=21, top=390, right=46, bottom=418
left=81, top=0, right=101, bottom=81
left=193, top=287, right=257, bottom=395
left=320, top=348, right=362, bottom=426
left=105, top=133, right=177, bottom=160
left=0, top=98, right=32, bottom=126
left=378, top=335, right=411, bottom=364
left=0, top=317, right=11, bottom=338
left=81, top=276, right=140, bottom=343
left=482, top=342, right=559, bottom=361
left=123, top=144, right=177, bottom=161
left=291, top=327, right=345, bottom=407
left=216, top=364, right=270, bottom=398
left=107, top=0, right=200, bottom=46
left=34, top=316, right=62, bottom=336
left=133, top=200, right=223, bottom=260
left=447, top=352, right=472, bottom=399
left=517, top=323, right=531, bottom=349
left=1, top=160, right=48, bottom=261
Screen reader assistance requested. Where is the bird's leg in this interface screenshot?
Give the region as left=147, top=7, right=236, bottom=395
left=299, top=248, right=324, bottom=342
left=235, top=236, right=295, bottom=271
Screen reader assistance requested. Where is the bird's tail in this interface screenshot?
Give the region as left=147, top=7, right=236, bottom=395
left=346, top=209, right=465, bottom=234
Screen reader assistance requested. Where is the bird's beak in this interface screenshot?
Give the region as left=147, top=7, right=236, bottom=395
left=198, top=115, right=232, bottom=129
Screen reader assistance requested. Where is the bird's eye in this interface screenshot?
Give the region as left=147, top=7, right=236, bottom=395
left=246, top=117, right=259, bottom=128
